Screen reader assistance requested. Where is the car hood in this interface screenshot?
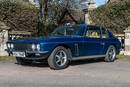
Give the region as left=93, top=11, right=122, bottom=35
left=7, top=36, right=82, bottom=44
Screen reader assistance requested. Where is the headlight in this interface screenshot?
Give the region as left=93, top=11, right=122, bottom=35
left=10, top=44, right=14, bottom=49
left=32, top=44, right=36, bottom=50
left=36, top=44, right=40, bottom=51
left=32, top=44, right=41, bottom=51
left=7, top=43, right=11, bottom=48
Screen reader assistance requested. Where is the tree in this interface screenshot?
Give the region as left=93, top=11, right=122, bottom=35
left=37, top=0, right=88, bottom=36
left=90, top=0, right=130, bottom=34
left=0, top=0, right=38, bottom=33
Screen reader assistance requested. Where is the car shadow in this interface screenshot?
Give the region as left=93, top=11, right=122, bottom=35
left=15, top=62, right=49, bottom=68
left=70, top=58, right=104, bottom=66
left=15, top=58, right=105, bottom=68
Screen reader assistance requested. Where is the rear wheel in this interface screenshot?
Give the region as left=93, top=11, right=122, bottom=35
left=16, top=57, right=32, bottom=65
left=104, top=45, right=116, bottom=62
left=48, top=46, right=70, bottom=70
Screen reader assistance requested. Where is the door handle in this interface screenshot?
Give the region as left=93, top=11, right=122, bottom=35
left=101, top=43, right=105, bottom=45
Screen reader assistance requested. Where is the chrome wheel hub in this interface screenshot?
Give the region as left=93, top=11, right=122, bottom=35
left=55, top=50, right=67, bottom=67
left=108, top=47, right=116, bottom=60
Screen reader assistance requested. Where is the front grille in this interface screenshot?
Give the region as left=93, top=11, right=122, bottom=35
left=13, top=43, right=32, bottom=51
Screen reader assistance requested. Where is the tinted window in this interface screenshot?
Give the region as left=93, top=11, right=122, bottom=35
left=86, top=26, right=101, bottom=38
left=52, top=25, right=84, bottom=36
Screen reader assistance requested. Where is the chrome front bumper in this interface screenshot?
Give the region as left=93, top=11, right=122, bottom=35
left=26, top=51, right=48, bottom=54
left=7, top=50, right=49, bottom=60
left=25, top=51, right=49, bottom=60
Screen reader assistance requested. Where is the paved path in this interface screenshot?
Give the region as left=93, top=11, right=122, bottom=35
left=0, top=59, right=130, bottom=87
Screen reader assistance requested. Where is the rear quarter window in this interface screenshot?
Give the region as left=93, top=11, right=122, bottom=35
left=102, top=28, right=108, bottom=39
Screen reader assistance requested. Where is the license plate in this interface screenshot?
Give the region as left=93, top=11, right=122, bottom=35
left=13, top=52, right=26, bottom=57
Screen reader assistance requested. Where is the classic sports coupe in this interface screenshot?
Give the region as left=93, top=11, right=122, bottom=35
left=7, top=24, right=121, bottom=70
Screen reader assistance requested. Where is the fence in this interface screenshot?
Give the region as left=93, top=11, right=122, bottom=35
left=9, top=31, right=32, bottom=40
left=114, top=34, right=125, bottom=50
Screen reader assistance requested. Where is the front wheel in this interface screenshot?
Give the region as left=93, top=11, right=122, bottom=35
left=104, top=45, right=116, bottom=62
left=48, top=46, right=70, bottom=70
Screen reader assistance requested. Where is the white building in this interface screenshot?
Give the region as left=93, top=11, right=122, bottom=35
left=83, top=0, right=97, bottom=24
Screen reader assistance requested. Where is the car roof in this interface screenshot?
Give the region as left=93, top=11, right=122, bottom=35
left=63, top=24, right=103, bottom=28
left=86, top=24, right=101, bottom=27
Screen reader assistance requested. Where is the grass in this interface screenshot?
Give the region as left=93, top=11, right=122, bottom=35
left=117, top=55, right=130, bottom=59
left=0, top=56, right=15, bottom=61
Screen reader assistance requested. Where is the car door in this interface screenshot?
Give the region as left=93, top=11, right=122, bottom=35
left=83, top=25, right=103, bottom=56
left=100, top=27, right=110, bottom=55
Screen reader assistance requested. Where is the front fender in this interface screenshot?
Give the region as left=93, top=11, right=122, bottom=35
left=41, top=42, right=75, bottom=57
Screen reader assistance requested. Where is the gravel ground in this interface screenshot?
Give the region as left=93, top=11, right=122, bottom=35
left=0, top=59, right=130, bottom=87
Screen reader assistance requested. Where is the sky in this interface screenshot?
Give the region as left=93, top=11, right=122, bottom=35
left=94, top=0, right=108, bottom=6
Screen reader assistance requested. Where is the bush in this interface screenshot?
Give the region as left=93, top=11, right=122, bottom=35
left=0, top=0, right=38, bottom=33
left=90, top=0, right=130, bottom=34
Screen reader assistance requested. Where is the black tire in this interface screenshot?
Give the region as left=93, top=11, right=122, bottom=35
left=48, top=46, right=70, bottom=70
left=104, top=45, right=116, bottom=62
left=16, top=57, right=32, bottom=65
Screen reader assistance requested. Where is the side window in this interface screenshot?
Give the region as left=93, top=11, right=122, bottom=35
left=102, top=28, right=108, bottom=39
left=66, top=25, right=83, bottom=36
left=55, top=27, right=66, bottom=35
left=86, top=26, right=101, bottom=38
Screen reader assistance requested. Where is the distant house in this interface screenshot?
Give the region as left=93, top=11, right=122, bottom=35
left=58, top=9, right=85, bottom=26
left=24, top=0, right=97, bottom=25
left=58, top=0, right=97, bottom=26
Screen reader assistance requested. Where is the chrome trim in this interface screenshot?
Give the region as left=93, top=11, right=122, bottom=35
left=26, top=51, right=48, bottom=54
left=72, top=55, right=106, bottom=61
left=74, top=43, right=79, bottom=56
left=100, top=42, right=105, bottom=45
left=12, top=51, right=49, bottom=60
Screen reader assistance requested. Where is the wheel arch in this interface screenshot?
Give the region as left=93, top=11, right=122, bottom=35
left=54, top=44, right=72, bottom=60
left=111, top=44, right=120, bottom=54
left=111, top=44, right=117, bottom=49
left=105, top=44, right=117, bottom=54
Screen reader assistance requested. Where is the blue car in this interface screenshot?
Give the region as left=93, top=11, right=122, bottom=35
left=7, top=24, right=121, bottom=70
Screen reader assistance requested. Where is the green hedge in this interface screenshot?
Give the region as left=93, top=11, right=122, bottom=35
left=0, top=0, right=38, bottom=33
left=90, top=0, right=130, bottom=34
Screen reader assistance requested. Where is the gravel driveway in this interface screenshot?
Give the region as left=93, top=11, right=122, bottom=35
left=0, top=59, right=130, bottom=87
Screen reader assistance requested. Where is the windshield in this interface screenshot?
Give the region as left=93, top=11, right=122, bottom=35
left=51, top=25, right=84, bottom=36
